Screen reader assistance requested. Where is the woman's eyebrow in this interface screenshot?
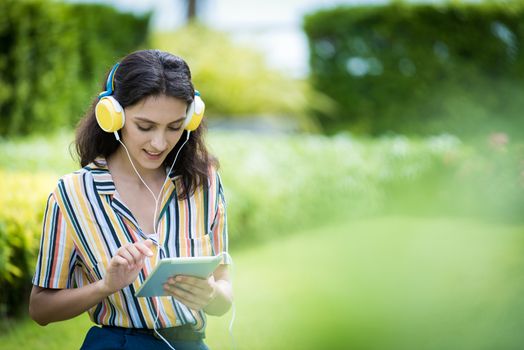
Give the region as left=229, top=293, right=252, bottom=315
left=134, top=116, right=186, bottom=125
left=170, top=117, right=186, bottom=124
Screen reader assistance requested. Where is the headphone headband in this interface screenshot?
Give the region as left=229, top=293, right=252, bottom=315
left=95, top=61, right=204, bottom=135
left=98, top=62, right=120, bottom=99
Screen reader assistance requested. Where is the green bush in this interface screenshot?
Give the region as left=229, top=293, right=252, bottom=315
left=0, top=0, right=150, bottom=136
left=0, top=170, right=56, bottom=318
left=303, top=2, right=524, bottom=137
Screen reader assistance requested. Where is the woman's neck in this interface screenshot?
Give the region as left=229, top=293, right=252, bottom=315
left=107, top=146, right=166, bottom=188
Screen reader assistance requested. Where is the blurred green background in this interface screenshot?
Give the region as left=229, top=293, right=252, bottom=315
left=1, top=0, right=524, bottom=349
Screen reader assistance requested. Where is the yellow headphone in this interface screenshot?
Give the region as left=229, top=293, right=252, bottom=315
left=95, top=62, right=205, bottom=134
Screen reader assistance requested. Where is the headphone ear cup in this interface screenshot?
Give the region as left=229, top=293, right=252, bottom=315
left=183, top=95, right=205, bottom=131
left=95, top=96, right=125, bottom=133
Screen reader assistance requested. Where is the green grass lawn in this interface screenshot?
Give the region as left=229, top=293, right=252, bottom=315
left=3, top=216, right=524, bottom=350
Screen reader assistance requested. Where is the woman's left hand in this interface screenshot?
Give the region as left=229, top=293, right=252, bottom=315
left=163, top=275, right=217, bottom=311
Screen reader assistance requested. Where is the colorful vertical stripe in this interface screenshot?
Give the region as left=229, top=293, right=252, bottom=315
left=32, top=158, right=229, bottom=330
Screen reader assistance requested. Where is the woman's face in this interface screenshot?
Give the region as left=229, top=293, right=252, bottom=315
left=121, top=94, right=187, bottom=172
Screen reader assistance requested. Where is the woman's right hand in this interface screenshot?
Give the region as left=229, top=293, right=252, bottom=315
left=101, top=240, right=154, bottom=295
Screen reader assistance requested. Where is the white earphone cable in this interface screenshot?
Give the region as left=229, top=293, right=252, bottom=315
left=116, top=130, right=235, bottom=350
left=116, top=130, right=191, bottom=350
left=222, top=251, right=237, bottom=350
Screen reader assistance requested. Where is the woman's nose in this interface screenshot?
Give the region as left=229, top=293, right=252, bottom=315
left=150, top=132, right=167, bottom=151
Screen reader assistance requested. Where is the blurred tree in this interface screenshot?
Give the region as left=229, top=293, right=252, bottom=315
left=186, top=0, right=197, bottom=21
left=182, top=0, right=206, bottom=23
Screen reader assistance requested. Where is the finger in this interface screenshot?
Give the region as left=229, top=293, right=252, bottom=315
left=174, top=275, right=209, bottom=289
left=173, top=283, right=211, bottom=299
left=135, top=241, right=154, bottom=257
left=182, top=283, right=216, bottom=303
left=143, top=239, right=155, bottom=250
left=111, top=255, right=129, bottom=267
left=117, top=247, right=135, bottom=265
left=164, top=283, right=207, bottom=309
left=164, top=279, right=190, bottom=294
left=169, top=287, right=205, bottom=310
left=164, top=277, right=207, bottom=295
left=124, top=244, right=143, bottom=265
left=178, top=284, right=210, bottom=305
left=111, top=255, right=135, bottom=271
left=165, top=282, right=192, bottom=298
left=163, top=283, right=181, bottom=299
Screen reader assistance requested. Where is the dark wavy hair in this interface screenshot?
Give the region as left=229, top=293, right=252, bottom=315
left=75, top=49, right=218, bottom=199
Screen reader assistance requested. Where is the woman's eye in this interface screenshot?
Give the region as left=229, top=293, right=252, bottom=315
left=137, top=125, right=152, bottom=131
left=168, top=126, right=182, bottom=131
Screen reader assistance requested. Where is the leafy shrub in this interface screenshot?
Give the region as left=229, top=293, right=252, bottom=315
left=0, top=171, right=56, bottom=318
left=303, top=2, right=524, bottom=137
left=0, top=0, right=150, bottom=136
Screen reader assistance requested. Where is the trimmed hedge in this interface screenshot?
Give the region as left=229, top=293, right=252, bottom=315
left=303, top=2, right=524, bottom=137
left=0, top=0, right=150, bottom=136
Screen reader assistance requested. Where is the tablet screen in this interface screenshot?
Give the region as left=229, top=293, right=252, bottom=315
left=134, top=255, right=223, bottom=298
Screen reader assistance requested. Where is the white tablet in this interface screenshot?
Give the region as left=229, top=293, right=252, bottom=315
left=135, top=255, right=223, bottom=298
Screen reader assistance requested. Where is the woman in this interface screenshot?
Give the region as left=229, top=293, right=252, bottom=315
left=29, top=49, right=232, bottom=350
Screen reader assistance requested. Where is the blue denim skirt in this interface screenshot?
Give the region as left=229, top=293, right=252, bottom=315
left=80, top=325, right=210, bottom=350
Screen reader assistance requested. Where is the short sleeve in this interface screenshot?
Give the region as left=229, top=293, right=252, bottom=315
left=209, top=171, right=230, bottom=264
left=32, top=192, right=76, bottom=288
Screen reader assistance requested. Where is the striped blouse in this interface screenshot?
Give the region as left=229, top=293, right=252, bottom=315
left=32, top=158, right=229, bottom=331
